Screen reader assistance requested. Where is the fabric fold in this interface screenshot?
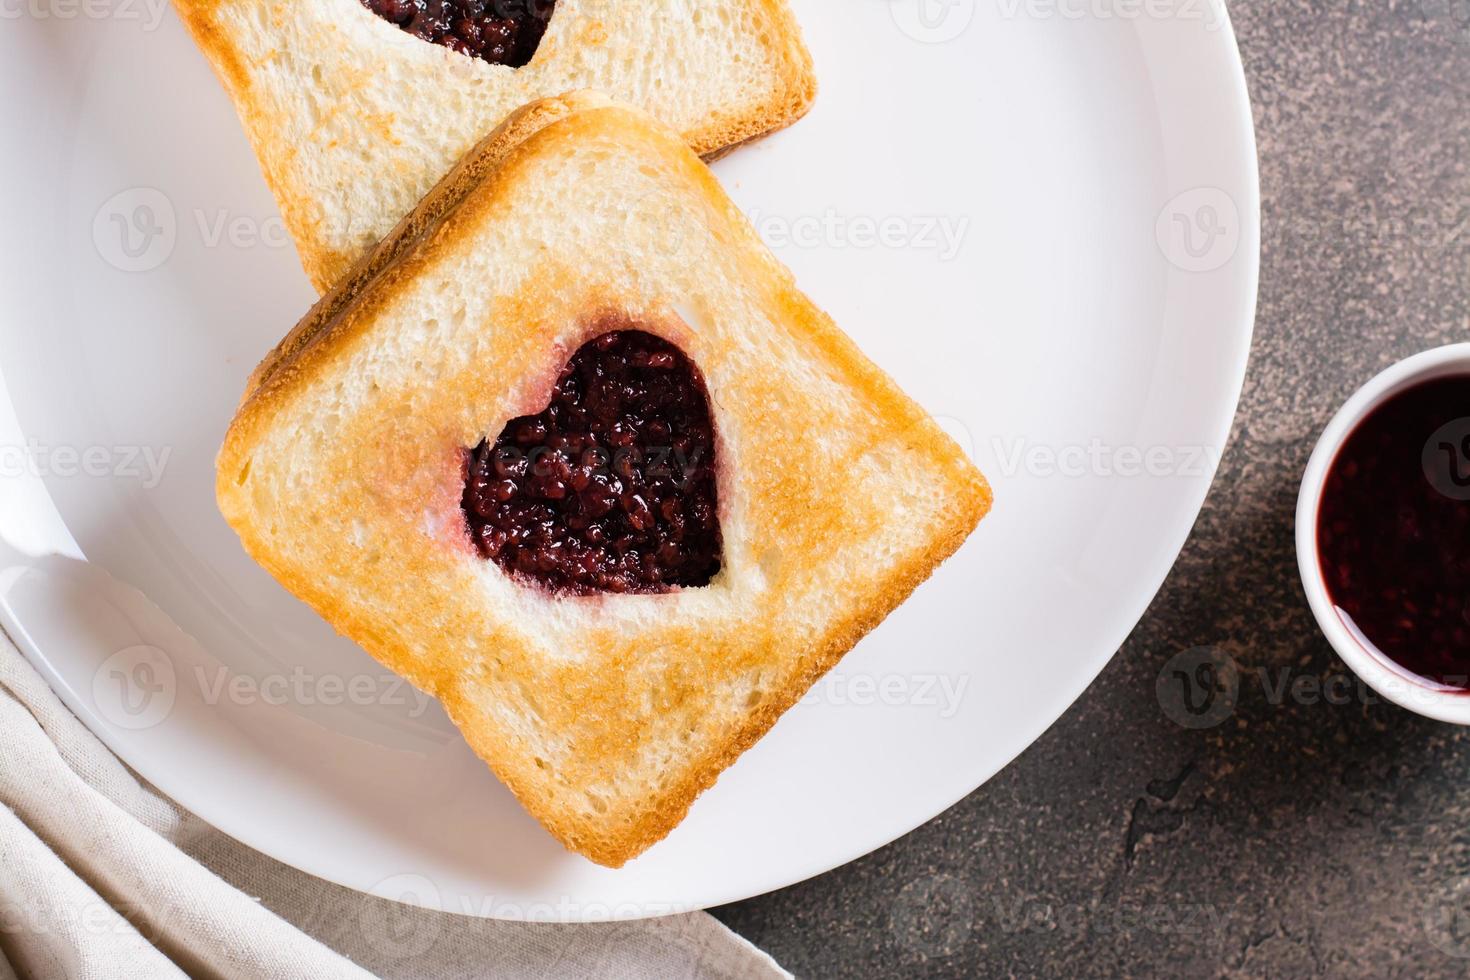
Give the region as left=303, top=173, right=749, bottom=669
left=0, top=632, right=786, bottom=980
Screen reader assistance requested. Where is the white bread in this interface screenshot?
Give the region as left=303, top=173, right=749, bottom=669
left=217, top=92, right=992, bottom=867
left=171, top=0, right=816, bottom=292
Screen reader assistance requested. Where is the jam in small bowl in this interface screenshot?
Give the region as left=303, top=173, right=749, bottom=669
left=1298, top=344, right=1470, bottom=723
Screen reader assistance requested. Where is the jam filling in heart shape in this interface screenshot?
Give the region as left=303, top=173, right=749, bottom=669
left=462, top=330, right=722, bottom=595
left=361, top=0, right=556, bottom=67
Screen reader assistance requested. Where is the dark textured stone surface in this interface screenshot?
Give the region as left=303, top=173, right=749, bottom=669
left=711, top=3, right=1470, bottom=976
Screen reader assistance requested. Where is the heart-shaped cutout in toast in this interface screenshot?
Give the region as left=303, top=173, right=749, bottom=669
left=462, top=330, right=722, bottom=595
left=361, top=0, right=556, bottom=67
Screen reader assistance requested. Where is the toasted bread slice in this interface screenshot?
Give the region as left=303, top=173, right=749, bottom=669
left=217, top=92, right=991, bottom=867
left=172, top=0, right=816, bottom=292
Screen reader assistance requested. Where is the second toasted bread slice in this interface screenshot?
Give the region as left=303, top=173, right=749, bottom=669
left=173, top=0, right=816, bottom=292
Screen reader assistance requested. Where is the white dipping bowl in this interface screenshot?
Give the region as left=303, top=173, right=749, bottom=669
left=1297, top=343, right=1470, bottom=724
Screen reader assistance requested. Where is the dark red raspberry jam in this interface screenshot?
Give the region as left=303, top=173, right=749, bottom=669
left=1317, top=375, right=1470, bottom=689
left=463, top=331, right=722, bottom=595
left=361, top=0, right=555, bottom=67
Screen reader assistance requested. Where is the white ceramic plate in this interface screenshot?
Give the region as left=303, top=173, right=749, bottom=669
left=0, top=0, right=1257, bottom=919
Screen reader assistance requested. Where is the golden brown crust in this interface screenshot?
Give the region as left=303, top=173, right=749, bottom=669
left=171, top=0, right=330, bottom=288
left=218, top=96, right=990, bottom=867
left=678, top=0, right=818, bottom=160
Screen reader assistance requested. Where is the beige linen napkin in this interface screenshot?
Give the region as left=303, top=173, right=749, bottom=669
left=0, top=631, right=787, bottom=980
